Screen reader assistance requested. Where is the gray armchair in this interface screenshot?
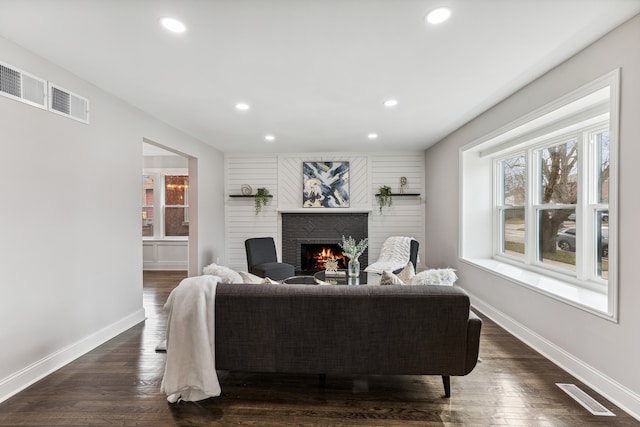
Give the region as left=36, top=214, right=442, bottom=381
left=245, top=237, right=295, bottom=281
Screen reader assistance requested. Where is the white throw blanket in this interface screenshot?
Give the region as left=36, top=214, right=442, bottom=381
left=160, top=275, right=221, bottom=403
left=365, top=236, right=415, bottom=274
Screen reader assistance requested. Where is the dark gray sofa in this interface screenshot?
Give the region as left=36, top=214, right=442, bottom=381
left=214, top=283, right=482, bottom=397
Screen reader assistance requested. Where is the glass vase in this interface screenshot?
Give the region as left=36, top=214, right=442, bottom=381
left=348, top=258, right=360, bottom=278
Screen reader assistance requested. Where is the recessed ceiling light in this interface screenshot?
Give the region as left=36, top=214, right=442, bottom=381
left=425, top=7, right=451, bottom=25
left=383, top=99, right=398, bottom=108
left=368, top=133, right=379, bottom=140
left=235, top=102, right=250, bottom=111
left=265, top=135, right=275, bottom=142
left=160, top=17, right=186, bottom=33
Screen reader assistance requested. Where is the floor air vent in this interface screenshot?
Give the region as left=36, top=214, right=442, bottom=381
left=0, top=62, right=47, bottom=109
left=556, top=383, right=615, bottom=416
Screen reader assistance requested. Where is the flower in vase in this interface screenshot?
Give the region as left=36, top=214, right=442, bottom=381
left=339, top=235, right=368, bottom=261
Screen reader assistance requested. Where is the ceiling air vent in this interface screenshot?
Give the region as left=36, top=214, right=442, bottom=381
left=48, top=83, right=89, bottom=124
left=0, top=61, right=47, bottom=109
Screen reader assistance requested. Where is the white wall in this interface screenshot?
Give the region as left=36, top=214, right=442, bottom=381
left=424, top=14, right=640, bottom=418
left=0, top=36, right=225, bottom=401
left=224, top=152, right=425, bottom=271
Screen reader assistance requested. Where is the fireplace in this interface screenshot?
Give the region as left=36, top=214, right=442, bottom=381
left=300, top=243, right=347, bottom=271
left=282, top=213, right=368, bottom=274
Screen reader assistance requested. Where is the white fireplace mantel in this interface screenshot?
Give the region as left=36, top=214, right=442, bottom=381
left=278, top=208, right=372, bottom=214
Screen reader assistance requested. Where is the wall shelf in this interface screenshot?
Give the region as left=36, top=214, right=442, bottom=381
left=229, top=194, right=273, bottom=198
left=374, top=193, right=420, bottom=197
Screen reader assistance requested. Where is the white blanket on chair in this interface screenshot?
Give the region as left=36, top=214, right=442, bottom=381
left=365, top=236, right=415, bottom=274
left=160, top=275, right=221, bottom=403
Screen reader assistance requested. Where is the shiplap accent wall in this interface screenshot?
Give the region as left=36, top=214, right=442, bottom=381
left=278, top=155, right=371, bottom=210
left=225, top=155, right=280, bottom=270
left=369, top=153, right=425, bottom=269
left=225, top=152, right=425, bottom=272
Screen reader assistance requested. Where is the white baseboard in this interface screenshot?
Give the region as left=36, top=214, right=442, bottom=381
left=469, top=293, right=640, bottom=421
left=0, top=308, right=146, bottom=404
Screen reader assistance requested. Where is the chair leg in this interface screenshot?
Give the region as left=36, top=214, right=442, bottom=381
left=442, top=376, right=451, bottom=398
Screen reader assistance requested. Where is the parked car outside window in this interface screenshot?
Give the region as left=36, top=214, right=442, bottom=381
left=556, top=227, right=608, bottom=257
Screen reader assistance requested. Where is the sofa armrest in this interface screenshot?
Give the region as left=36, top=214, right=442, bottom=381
left=465, top=310, right=482, bottom=374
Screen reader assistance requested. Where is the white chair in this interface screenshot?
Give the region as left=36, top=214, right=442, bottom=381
left=365, top=236, right=419, bottom=274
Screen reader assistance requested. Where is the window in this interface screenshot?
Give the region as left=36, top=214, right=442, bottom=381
left=164, top=176, right=189, bottom=237
left=141, top=173, right=189, bottom=238
left=142, top=175, right=154, bottom=237
left=495, top=127, right=608, bottom=284
left=461, top=69, right=618, bottom=319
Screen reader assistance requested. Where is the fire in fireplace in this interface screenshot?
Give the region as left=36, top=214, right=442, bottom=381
left=301, top=244, right=347, bottom=272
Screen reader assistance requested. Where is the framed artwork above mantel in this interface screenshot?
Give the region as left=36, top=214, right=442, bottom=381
left=302, top=161, right=350, bottom=208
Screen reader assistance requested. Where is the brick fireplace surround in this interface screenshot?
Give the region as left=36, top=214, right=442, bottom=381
left=281, top=212, right=368, bottom=274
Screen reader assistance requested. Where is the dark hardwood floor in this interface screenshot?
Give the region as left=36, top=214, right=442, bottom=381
left=0, top=271, right=636, bottom=426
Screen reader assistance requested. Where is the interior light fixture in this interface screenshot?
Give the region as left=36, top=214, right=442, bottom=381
left=383, top=99, right=398, bottom=108
left=265, top=135, right=275, bottom=142
left=425, top=7, right=451, bottom=24
left=235, top=102, right=250, bottom=111
left=368, top=133, right=379, bottom=140
left=160, top=17, right=186, bottom=33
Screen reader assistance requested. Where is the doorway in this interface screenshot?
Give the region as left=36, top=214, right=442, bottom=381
left=142, top=140, right=197, bottom=276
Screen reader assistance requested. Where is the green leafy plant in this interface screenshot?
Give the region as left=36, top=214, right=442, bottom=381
left=254, top=187, right=270, bottom=214
left=339, top=235, right=368, bottom=261
left=377, top=185, right=393, bottom=212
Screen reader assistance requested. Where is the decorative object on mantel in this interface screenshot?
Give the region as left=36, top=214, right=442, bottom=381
left=376, top=185, right=393, bottom=212
left=303, top=161, right=350, bottom=208
left=339, top=235, right=368, bottom=278
left=241, top=184, right=252, bottom=195
left=400, top=176, right=407, bottom=193
left=254, top=187, right=270, bottom=214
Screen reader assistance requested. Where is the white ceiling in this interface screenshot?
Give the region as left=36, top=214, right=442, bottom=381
left=1, top=0, right=639, bottom=154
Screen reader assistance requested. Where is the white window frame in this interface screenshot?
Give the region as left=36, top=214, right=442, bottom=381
left=142, top=170, right=189, bottom=241
left=460, top=69, right=619, bottom=320
left=163, top=175, right=190, bottom=237
left=493, top=124, right=609, bottom=292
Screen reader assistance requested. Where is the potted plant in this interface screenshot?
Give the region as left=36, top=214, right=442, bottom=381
left=377, top=185, right=393, bottom=212
left=339, top=235, right=368, bottom=278
left=254, top=187, right=270, bottom=214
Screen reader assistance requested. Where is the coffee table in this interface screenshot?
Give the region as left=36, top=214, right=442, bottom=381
left=313, top=270, right=379, bottom=285
left=281, top=275, right=318, bottom=285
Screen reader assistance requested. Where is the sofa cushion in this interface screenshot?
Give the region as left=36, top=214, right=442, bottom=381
left=203, top=263, right=243, bottom=284
left=238, top=271, right=263, bottom=283
left=379, top=270, right=404, bottom=285
left=396, top=262, right=415, bottom=283
left=411, top=268, right=457, bottom=286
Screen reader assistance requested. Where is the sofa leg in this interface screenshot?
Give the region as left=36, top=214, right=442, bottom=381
left=442, top=376, right=451, bottom=398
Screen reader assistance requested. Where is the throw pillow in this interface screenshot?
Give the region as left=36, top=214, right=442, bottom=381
left=261, top=277, right=280, bottom=285
left=238, top=271, right=263, bottom=284
left=396, top=262, right=415, bottom=283
left=411, top=268, right=457, bottom=286
left=379, top=270, right=404, bottom=285
left=202, top=263, right=243, bottom=284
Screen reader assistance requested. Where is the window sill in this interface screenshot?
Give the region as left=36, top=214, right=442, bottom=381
left=461, top=257, right=614, bottom=321
left=143, top=237, right=188, bottom=242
